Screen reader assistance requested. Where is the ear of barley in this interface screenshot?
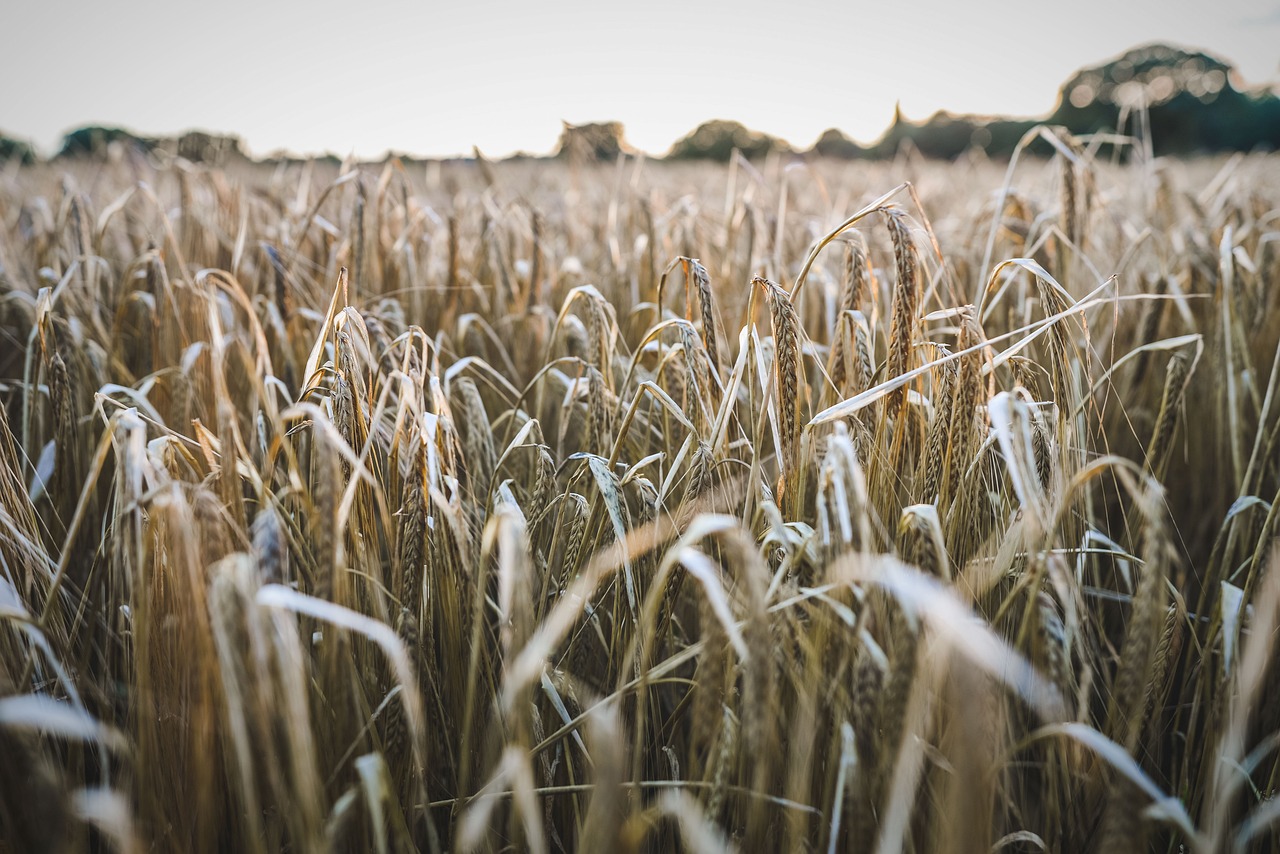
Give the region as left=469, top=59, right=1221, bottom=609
left=1030, top=399, right=1053, bottom=494
left=353, top=180, right=367, bottom=294
left=586, top=366, right=614, bottom=456
left=946, top=436, right=999, bottom=570
left=1130, top=275, right=1169, bottom=388
left=251, top=506, right=287, bottom=585
left=558, top=492, right=589, bottom=593
left=852, top=310, right=874, bottom=398
left=942, top=309, right=983, bottom=509
left=528, top=208, right=543, bottom=312
left=1107, top=490, right=1170, bottom=753
left=1034, top=590, right=1073, bottom=715
left=756, top=276, right=801, bottom=508
left=529, top=444, right=556, bottom=530
left=398, top=445, right=427, bottom=616
left=446, top=212, right=460, bottom=303
left=865, top=597, right=919, bottom=848
left=850, top=628, right=887, bottom=764
left=1144, top=349, right=1191, bottom=480
left=718, top=527, right=772, bottom=747
left=678, top=320, right=711, bottom=434
left=690, top=258, right=721, bottom=379
left=840, top=232, right=869, bottom=316
left=828, top=311, right=852, bottom=402
left=1059, top=142, right=1078, bottom=250
left=705, top=704, right=735, bottom=821
left=918, top=353, right=956, bottom=505
left=897, top=504, right=950, bottom=582
left=882, top=207, right=921, bottom=420
left=311, top=428, right=340, bottom=602
left=46, top=343, right=80, bottom=525
left=693, top=581, right=730, bottom=770
left=1144, top=601, right=1183, bottom=722
left=1035, top=276, right=1073, bottom=403
left=677, top=440, right=714, bottom=528
left=450, top=376, right=498, bottom=502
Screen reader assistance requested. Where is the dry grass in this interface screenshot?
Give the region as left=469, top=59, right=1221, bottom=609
left=1, top=141, right=1279, bottom=853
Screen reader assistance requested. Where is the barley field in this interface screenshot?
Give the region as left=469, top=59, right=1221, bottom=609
left=1, top=138, right=1279, bottom=853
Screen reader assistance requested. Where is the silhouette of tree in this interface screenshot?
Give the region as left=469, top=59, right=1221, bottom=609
left=1050, top=44, right=1280, bottom=154
left=557, top=122, right=630, bottom=162
left=171, top=131, right=245, bottom=165
left=668, top=120, right=790, bottom=162
left=0, top=133, right=35, bottom=164
left=808, top=43, right=1279, bottom=161
left=811, top=128, right=864, bottom=159
left=57, top=126, right=156, bottom=158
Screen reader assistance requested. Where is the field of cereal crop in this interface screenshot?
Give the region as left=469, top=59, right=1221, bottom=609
left=2, top=141, right=1280, bottom=852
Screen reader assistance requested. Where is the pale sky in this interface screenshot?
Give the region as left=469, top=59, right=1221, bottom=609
left=3, top=0, right=1278, bottom=159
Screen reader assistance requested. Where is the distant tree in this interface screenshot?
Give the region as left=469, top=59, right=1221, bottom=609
left=980, top=118, right=1045, bottom=154
left=899, top=112, right=972, bottom=159
left=1050, top=43, right=1280, bottom=154
left=805, top=43, right=1279, bottom=162
left=865, top=102, right=910, bottom=158
left=668, top=120, right=789, bottom=162
left=172, top=131, right=245, bottom=165
left=265, top=151, right=343, bottom=167
left=885, top=111, right=1043, bottom=159
left=557, top=121, right=630, bottom=162
left=0, top=133, right=36, bottom=164
left=57, top=126, right=155, bottom=158
left=810, top=128, right=864, bottom=159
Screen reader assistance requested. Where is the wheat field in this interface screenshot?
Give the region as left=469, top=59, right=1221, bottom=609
left=1, top=137, right=1279, bottom=853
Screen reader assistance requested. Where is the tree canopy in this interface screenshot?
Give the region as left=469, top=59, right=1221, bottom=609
left=556, top=121, right=630, bottom=162
left=668, top=120, right=790, bottom=162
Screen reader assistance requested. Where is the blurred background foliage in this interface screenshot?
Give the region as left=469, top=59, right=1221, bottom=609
left=3, top=43, right=1277, bottom=166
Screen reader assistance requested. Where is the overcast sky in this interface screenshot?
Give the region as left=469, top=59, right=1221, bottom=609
left=3, top=0, right=1277, bottom=158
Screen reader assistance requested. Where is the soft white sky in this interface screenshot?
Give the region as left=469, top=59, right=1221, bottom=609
left=3, top=0, right=1278, bottom=158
